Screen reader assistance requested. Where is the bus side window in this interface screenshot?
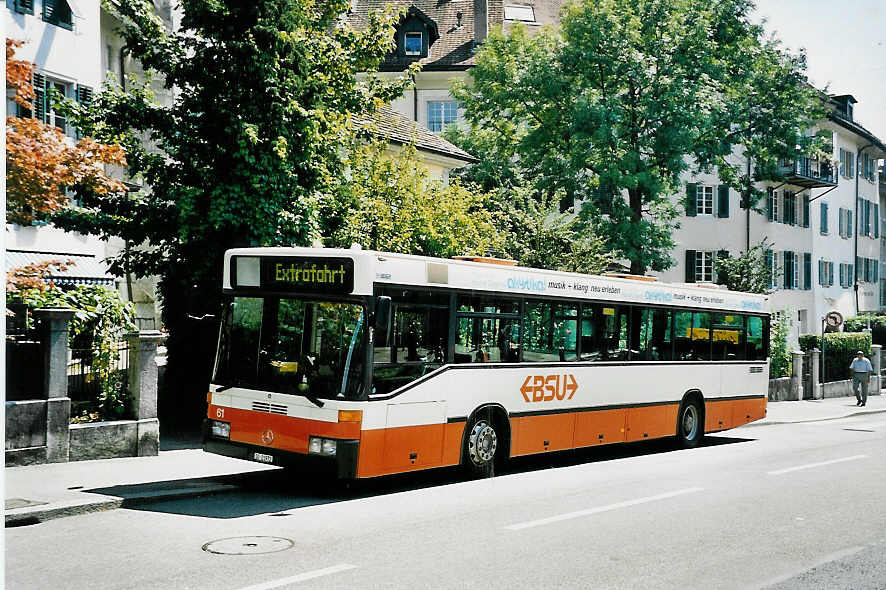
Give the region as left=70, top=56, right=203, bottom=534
left=634, top=307, right=673, bottom=360
left=372, top=288, right=450, bottom=394
left=456, top=316, right=518, bottom=363
left=691, top=312, right=712, bottom=361
left=580, top=304, right=598, bottom=360
left=522, top=301, right=578, bottom=362
left=673, top=311, right=693, bottom=360
left=747, top=316, right=766, bottom=360
left=712, top=313, right=746, bottom=361
left=599, top=306, right=629, bottom=361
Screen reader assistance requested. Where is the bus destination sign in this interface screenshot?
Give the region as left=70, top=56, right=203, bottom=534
left=240, top=256, right=354, bottom=293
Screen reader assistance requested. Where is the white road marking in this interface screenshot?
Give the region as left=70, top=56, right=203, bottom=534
left=237, top=564, right=357, bottom=590
left=767, top=454, right=868, bottom=476
left=504, top=487, right=705, bottom=531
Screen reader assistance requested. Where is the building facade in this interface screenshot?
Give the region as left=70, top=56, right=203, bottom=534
left=656, top=95, right=886, bottom=342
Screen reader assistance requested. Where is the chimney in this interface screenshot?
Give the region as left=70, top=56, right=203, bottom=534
left=474, top=0, right=488, bottom=43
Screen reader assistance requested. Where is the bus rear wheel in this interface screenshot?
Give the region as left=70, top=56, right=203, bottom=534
left=676, top=398, right=704, bottom=448
left=464, top=415, right=499, bottom=478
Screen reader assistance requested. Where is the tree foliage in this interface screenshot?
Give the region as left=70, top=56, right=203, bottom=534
left=51, top=0, right=415, bottom=416
left=769, top=311, right=791, bottom=378
left=5, top=40, right=127, bottom=225
left=324, top=142, right=503, bottom=258
left=714, top=241, right=774, bottom=294
left=485, top=186, right=613, bottom=274
left=451, top=0, right=824, bottom=273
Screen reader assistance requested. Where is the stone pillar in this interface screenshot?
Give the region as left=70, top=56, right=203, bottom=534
left=34, top=308, right=75, bottom=463
left=789, top=350, right=804, bottom=401
left=810, top=349, right=822, bottom=400
left=126, top=330, right=164, bottom=456
left=872, top=344, right=882, bottom=395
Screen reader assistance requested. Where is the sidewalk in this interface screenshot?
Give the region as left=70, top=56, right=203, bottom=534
left=749, top=392, right=886, bottom=427
left=5, top=443, right=274, bottom=526
left=6, top=394, right=886, bottom=527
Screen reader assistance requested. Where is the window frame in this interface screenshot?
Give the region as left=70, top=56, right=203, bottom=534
left=427, top=101, right=458, bottom=133
left=403, top=32, right=423, bottom=56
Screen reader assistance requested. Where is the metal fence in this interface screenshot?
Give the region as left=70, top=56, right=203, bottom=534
left=67, top=342, right=130, bottom=404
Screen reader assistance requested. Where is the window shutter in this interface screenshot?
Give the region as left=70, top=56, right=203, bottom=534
left=15, top=0, right=34, bottom=14
left=802, top=195, right=810, bottom=228
left=782, top=250, right=794, bottom=289
left=839, top=208, right=845, bottom=237
left=804, top=253, right=811, bottom=290
left=75, top=84, right=94, bottom=106
left=818, top=260, right=824, bottom=286
left=32, top=73, right=47, bottom=123
left=839, top=148, right=846, bottom=176
left=820, top=203, right=828, bottom=234
left=848, top=210, right=853, bottom=237
left=849, top=264, right=854, bottom=285
left=717, top=186, right=729, bottom=218
left=766, top=189, right=774, bottom=221
left=715, top=250, right=729, bottom=284
left=875, top=204, right=880, bottom=238
left=793, top=252, right=800, bottom=289
left=685, top=184, right=697, bottom=217
left=857, top=257, right=862, bottom=280
left=43, top=0, right=55, bottom=22
left=839, top=263, right=845, bottom=287
left=685, top=250, right=696, bottom=282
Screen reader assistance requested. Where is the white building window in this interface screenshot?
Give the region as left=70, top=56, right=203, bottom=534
left=695, top=251, right=714, bottom=282
left=504, top=4, right=535, bottom=21
left=428, top=101, right=458, bottom=133
left=695, top=185, right=714, bottom=216
left=404, top=32, right=422, bottom=56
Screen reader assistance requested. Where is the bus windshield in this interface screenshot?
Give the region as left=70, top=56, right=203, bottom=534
left=213, top=296, right=367, bottom=400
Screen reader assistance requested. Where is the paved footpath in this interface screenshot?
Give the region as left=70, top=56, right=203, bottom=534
left=5, top=393, right=885, bottom=526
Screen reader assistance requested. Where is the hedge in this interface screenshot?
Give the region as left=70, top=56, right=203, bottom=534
left=798, top=332, right=872, bottom=382
left=843, top=313, right=886, bottom=346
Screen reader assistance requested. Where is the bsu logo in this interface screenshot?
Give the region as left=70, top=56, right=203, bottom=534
left=520, top=374, right=578, bottom=402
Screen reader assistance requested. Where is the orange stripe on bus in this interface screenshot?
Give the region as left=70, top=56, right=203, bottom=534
left=209, top=405, right=360, bottom=454
left=356, top=423, right=465, bottom=478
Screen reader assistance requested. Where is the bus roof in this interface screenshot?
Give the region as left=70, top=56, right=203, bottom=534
left=223, top=247, right=769, bottom=314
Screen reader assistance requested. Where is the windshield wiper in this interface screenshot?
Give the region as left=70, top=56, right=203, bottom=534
left=303, top=394, right=325, bottom=408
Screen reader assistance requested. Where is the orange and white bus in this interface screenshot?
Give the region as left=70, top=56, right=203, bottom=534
left=204, top=247, right=769, bottom=478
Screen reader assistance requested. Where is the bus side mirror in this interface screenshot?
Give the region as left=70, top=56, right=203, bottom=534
left=374, top=296, right=391, bottom=331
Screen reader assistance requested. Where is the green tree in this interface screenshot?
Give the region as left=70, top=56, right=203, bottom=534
left=769, top=311, right=791, bottom=378
left=714, top=242, right=775, bottom=294
left=452, top=0, right=824, bottom=274
left=485, top=186, right=613, bottom=274
left=324, top=142, right=503, bottom=258
left=53, top=0, right=414, bottom=419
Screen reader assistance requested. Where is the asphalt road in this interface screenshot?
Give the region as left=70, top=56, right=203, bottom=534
left=7, top=415, right=886, bottom=590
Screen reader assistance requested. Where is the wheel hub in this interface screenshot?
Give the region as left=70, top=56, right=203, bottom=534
left=682, top=406, right=698, bottom=438
left=468, top=421, right=497, bottom=466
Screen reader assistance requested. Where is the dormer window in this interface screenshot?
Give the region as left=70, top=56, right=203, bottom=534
left=404, top=32, right=423, bottom=56
left=395, top=6, right=439, bottom=59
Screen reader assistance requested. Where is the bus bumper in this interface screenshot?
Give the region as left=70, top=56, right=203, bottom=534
left=202, top=420, right=359, bottom=479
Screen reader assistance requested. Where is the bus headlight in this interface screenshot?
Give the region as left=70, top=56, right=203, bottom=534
left=211, top=420, right=230, bottom=439
left=308, top=436, right=337, bottom=456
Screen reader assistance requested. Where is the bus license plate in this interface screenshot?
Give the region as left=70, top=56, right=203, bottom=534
left=253, top=452, right=274, bottom=464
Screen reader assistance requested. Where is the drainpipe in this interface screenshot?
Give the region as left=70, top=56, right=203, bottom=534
left=855, top=143, right=874, bottom=314
left=746, top=155, right=751, bottom=252
left=412, top=74, right=418, bottom=123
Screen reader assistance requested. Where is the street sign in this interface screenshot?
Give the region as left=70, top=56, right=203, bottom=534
left=825, top=311, right=843, bottom=328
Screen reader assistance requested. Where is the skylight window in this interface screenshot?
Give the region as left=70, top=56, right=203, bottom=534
left=504, top=4, right=535, bottom=22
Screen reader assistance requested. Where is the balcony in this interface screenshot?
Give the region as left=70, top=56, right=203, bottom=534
left=779, top=157, right=837, bottom=189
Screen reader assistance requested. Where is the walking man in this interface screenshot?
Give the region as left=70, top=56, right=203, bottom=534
left=849, top=350, right=873, bottom=407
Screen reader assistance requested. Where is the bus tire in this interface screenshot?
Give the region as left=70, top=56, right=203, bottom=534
left=463, top=409, right=502, bottom=478
left=676, top=396, right=704, bottom=448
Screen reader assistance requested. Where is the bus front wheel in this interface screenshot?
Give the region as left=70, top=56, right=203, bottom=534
left=676, top=398, right=704, bottom=448
left=464, top=415, right=499, bottom=478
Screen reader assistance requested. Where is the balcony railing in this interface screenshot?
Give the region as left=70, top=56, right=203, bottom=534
left=780, top=157, right=837, bottom=189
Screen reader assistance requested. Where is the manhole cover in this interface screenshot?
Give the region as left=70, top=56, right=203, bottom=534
left=202, top=536, right=294, bottom=555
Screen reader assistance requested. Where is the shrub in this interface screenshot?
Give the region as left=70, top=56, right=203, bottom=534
left=843, top=313, right=886, bottom=346
left=770, top=313, right=791, bottom=378
left=798, top=332, right=871, bottom=382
